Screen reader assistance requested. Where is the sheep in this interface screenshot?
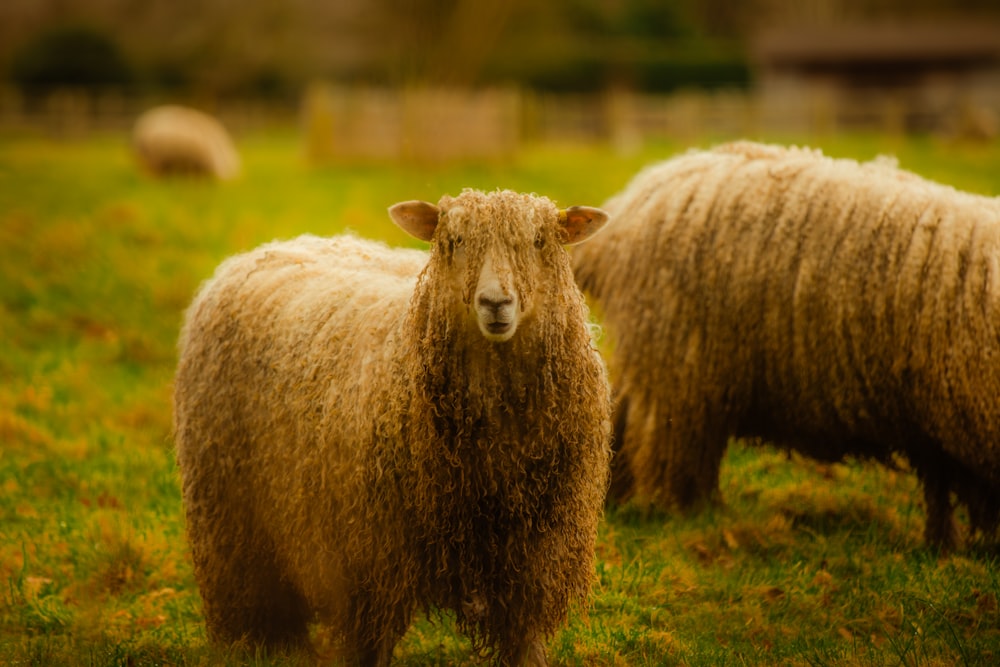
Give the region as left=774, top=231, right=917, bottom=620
left=132, top=104, right=240, bottom=180
left=571, top=140, right=1000, bottom=550
left=173, top=188, right=613, bottom=665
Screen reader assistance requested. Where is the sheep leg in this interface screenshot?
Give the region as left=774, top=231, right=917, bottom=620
left=957, top=476, right=1000, bottom=539
left=343, top=635, right=397, bottom=667
left=666, top=431, right=726, bottom=511
left=618, top=389, right=726, bottom=511
left=207, top=565, right=310, bottom=650
left=501, top=636, right=547, bottom=666
left=917, top=463, right=957, bottom=552
left=340, top=592, right=406, bottom=667
left=192, top=522, right=311, bottom=650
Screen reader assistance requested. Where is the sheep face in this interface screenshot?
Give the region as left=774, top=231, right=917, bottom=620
left=389, top=191, right=608, bottom=343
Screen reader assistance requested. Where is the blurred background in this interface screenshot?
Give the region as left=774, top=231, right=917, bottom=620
left=1, top=0, right=998, bottom=159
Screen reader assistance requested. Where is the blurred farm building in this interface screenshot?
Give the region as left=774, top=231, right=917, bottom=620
left=751, top=20, right=1000, bottom=136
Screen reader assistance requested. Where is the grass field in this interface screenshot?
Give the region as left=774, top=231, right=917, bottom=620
left=1, top=126, right=999, bottom=666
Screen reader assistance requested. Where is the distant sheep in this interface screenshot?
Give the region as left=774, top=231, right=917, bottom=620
left=174, top=189, right=612, bottom=665
left=132, top=105, right=240, bottom=180
left=572, top=141, right=1000, bottom=549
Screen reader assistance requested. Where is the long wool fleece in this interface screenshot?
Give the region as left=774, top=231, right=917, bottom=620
left=175, top=190, right=612, bottom=663
left=572, top=141, right=1000, bottom=547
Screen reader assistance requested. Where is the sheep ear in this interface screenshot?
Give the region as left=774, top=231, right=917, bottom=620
left=389, top=200, right=440, bottom=242
left=558, top=206, right=609, bottom=245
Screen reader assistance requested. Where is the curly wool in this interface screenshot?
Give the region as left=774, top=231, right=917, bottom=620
left=132, top=105, right=240, bottom=180
left=572, top=141, right=1000, bottom=549
left=174, top=189, right=612, bottom=664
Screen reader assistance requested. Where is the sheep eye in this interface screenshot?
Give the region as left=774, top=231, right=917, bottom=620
left=447, top=235, right=465, bottom=259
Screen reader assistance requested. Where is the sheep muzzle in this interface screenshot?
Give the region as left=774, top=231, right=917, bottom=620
left=474, top=254, right=519, bottom=342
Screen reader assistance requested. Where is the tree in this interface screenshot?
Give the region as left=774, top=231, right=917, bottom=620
left=10, top=24, right=133, bottom=91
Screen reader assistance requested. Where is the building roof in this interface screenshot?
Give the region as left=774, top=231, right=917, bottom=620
left=751, top=21, right=1000, bottom=67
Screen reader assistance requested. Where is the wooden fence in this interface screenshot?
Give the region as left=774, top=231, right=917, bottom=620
left=301, top=84, right=521, bottom=163
left=0, top=87, right=293, bottom=137
left=2, top=84, right=996, bottom=162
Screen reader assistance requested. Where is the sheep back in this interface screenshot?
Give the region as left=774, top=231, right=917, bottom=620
left=572, top=141, right=1000, bottom=547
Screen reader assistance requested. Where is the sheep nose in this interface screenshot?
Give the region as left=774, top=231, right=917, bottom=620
left=477, top=294, right=513, bottom=312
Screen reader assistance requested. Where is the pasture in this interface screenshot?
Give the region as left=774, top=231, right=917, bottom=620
left=1, top=127, right=999, bottom=665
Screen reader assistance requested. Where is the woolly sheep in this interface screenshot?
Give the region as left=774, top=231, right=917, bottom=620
left=132, top=105, right=240, bottom=180
left=174, top=189, right=613, bottom=665
left=571, top=141, right=1000, bottom=549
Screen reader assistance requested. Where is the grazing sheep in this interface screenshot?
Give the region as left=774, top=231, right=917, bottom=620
left=174, top=189, right=612, bottom=665
left=571, top=141, right=1000, bottom=549
left=132, top=105, right=240, bottom=180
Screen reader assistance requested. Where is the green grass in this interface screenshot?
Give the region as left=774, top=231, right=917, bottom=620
left=2, top=127, right=999, bottom=666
